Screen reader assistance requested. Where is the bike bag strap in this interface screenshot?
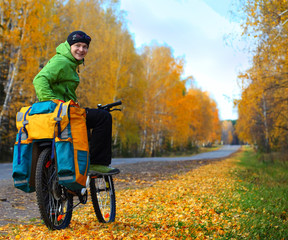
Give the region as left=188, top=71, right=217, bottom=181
left=51, top=102, right=63, bottom=160
left=17, top=107, right=32, bottom=165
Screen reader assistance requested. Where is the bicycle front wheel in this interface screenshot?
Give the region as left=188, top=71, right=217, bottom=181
left=90, top=175, right=116, bottom=223
left=35, top=147, right=73, bottom=230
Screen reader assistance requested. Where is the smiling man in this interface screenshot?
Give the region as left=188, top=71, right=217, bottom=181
left=33, top=30, right=119, bottom=175
left=33, top=31, right=91, bottom=102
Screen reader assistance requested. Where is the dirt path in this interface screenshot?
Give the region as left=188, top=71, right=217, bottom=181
left=0, top=158, right=223, bottom=227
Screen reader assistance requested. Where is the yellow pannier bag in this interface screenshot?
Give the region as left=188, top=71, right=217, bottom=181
left=13, top=100, right=89, bottom=192
left=15, top=100, right=70, bottom=139
left=56, top=106, right=90, bottom=190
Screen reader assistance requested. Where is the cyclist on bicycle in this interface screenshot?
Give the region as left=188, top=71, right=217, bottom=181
left=33, top=30, right=119, bottom=175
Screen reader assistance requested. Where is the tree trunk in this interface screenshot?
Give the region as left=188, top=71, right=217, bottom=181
left=262, top=94, right=270, bottom=152
left=0, top=4, right=28, bottom=149
left=141, top=128, right=147, bottom=156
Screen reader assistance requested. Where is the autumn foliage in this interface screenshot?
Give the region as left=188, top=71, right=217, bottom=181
left=0, top=0, right=221, bottom=158
left=235, top=0, right=288, bottom=152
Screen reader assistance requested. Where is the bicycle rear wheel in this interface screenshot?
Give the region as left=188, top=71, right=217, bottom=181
left=90, top=175, right=116, bottom=223
left=35, top=147, right=73, bottom=230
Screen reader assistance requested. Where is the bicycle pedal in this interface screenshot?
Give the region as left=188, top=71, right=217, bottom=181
left=86, top=176, right=90, bottom=188
left=81, top=188, right=87, bottom=195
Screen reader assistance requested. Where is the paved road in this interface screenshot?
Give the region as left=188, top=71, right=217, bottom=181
left=0, top=145, right=240, bottom=181
left=112, top=145, right=240, bottom=165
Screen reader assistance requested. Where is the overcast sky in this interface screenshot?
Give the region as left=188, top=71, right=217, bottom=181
left=120, top=0, right=251, bottom=120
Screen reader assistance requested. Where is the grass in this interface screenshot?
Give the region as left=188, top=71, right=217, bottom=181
left=230, top=146, right=288, bottom=239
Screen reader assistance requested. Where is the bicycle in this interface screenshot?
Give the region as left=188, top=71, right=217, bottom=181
left=34, top=101, right=122, bottom=230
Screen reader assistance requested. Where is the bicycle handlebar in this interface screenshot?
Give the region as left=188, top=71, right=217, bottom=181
left=98, top=100, right=122, bottom=111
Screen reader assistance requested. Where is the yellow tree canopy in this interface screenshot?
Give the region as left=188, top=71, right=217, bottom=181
left=0, top=0, right=222, bottom=157
left=235, top=0, right=288, bottom=152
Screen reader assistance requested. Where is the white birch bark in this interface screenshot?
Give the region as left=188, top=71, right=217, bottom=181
left=0, top=3, right=27, bottom=141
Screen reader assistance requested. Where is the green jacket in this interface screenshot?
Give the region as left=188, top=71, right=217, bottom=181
left=33, top=41, right=83, bottom=102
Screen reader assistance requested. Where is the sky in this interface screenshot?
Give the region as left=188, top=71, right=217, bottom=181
left=119, top=0, right=251, bottom=120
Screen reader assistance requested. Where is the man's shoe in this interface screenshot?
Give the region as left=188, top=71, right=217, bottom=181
left=89, top=164, right=120, bottom=176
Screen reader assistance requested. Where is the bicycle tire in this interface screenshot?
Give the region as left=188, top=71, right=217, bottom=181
left=90, top=175, right=116, bottom=223
left=35, top=147, right=73, bottom=230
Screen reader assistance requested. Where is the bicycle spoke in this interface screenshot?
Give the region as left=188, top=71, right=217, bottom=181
left=36, top=147, right=73, bottom=230
left=90, top=175, right=116, bottom=223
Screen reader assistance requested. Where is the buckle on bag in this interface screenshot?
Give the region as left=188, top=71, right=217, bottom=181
left=54, top=117, right=62, bottom=121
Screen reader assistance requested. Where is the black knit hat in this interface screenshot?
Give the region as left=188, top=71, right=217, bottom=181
left=67, top=31, right=91, bottom=47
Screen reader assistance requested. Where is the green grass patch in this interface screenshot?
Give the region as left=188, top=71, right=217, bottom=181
left=231, top=147, right=288, bottom=239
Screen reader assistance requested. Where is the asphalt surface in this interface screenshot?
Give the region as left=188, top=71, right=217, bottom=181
left=112, top=145, right=240, bottom=165
left=0, top=145, right=240, bottom=181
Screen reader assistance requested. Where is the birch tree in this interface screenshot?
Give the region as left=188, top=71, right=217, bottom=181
left=0, top=0, right=61, bottom=153
left=235, top=0, right=288, bottom=152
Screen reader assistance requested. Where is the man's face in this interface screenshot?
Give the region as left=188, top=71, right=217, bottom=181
left=70, top=42, right=88, bottom=61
